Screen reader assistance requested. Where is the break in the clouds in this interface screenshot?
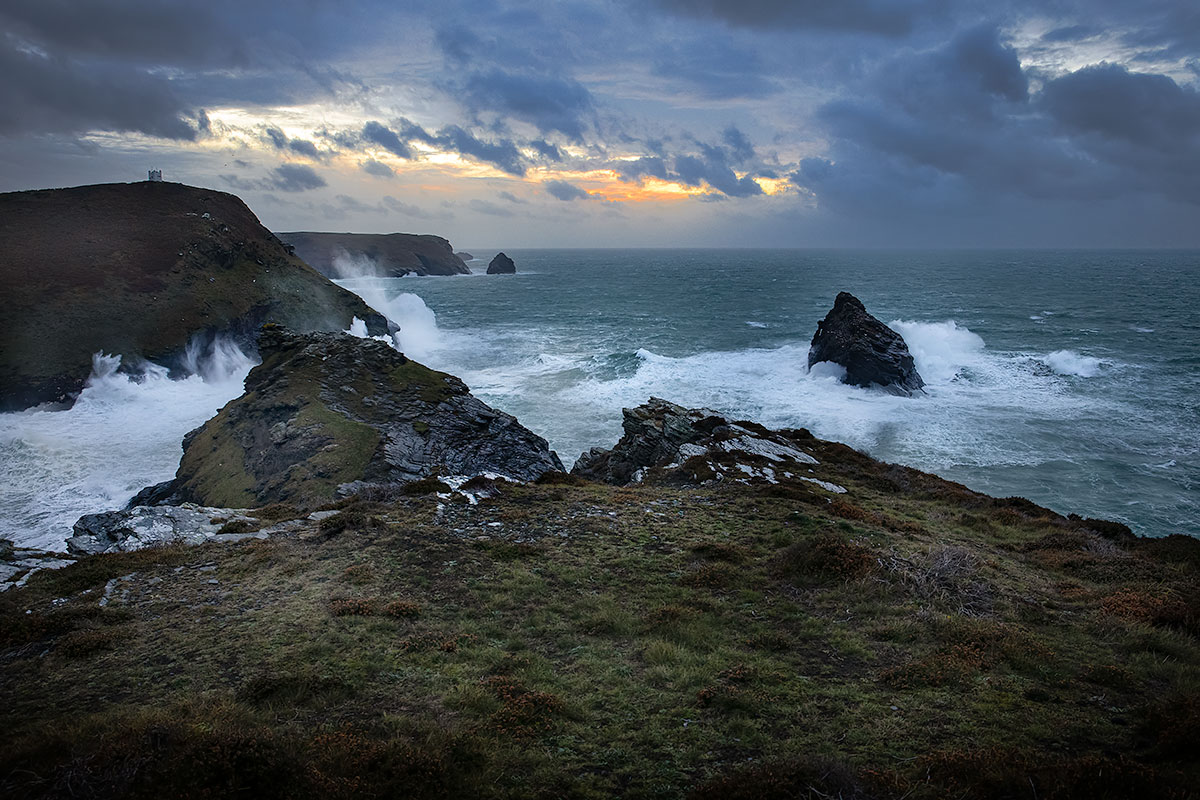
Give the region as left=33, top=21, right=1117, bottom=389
left=1, top=0, right=1198, bottom=246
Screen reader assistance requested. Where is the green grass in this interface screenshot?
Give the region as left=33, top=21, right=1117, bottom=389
left=2, top=458, right=1198, bottom=799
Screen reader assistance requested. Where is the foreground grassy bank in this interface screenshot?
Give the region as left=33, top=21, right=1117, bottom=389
left=3, top=440, right=1198, bottom=798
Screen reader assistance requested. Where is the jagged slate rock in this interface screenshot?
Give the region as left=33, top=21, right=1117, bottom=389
left=165, top=326, right=563, bottom=509
left=571, top=397, right=829, bottom=489
left=454, top=252, right=474, bottom=261
left=807, top=292, right=924, bottom=396
left=486, top=252, right=517, bottom=274
left=67, top=505, right=261, bottom=555
left=0, top=182, right=391, bottom=411
left=126, top=479, right=184, bottom=508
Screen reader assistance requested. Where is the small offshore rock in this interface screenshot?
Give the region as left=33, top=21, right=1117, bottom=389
left=808, top=292, right=924, bottom=396
left=486, top=252, right=517, bottom=274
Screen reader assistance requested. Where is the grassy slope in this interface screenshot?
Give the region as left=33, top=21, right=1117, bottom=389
left=0, top=182, right=384, bottom=408
left=2, top=443, right=1198, bottom=798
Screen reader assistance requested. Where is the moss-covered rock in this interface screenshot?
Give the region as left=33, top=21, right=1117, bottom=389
left=0, top=182, right=391, bottom=410
left=166, top=327, right=563, bottom=508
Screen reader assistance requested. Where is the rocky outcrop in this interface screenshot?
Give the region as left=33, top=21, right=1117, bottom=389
left=153, top=326, right=563, bottom=509
left=277, top=232, right=471, bottom=277
left=807, top=292, right=924, bottom=396
left=572, top=398, right=842, bottom=492
left=0, top=182, right=390, bottom=411
left=454, top=252, right=474, bottom=261
left=66, top=505, right=277, bottom=555
left=487, top=252, right=517, bottom=274
left=0, top=538, right=75, bottom=592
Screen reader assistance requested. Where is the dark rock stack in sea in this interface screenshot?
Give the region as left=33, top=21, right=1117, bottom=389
left=808, top=292, right=924, bottom=396
left=573, top=397, right=845, bottom=494
left=487, top=252, right=517, bottom=274
left=146, top=326, right=562, bottom=509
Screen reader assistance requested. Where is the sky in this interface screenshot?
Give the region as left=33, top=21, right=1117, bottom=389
left=1, top=0, right=1198, bottom=247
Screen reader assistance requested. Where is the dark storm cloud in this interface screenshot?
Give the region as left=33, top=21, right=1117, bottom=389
left=362, top=121, right=412, bottom=159
left=0, top=0, right=244, bottom=67
left=269, top=164, right=327, bottom=192
left=530, top=139, right=564, bottom=161
left=356, top=119, right=526, bottom=175
left=0, top=39, right=198, bottom=139
left=437, top=126, right=526, bottom=175
left=651, top=0, right=947, bottom=36
left=263, top=126, right=325, bottom=159
left=223, top=163, right=327, bottom=193
left=792, top=22, right=1200, bottom=224
left=721, top=126, right=756, bottom=163
left=361, top=159, right=395, bottom=178
left=615, top=156, right=669, bottom=181
left=651, top=39, right=781, bottom=100
left=460, top=69, right=594, bottom=141
left=674, top=155, right=763, bottom=197
left=544, top=180, right=591, bottom=201
left=1041, top=64, right=1200, bottom=151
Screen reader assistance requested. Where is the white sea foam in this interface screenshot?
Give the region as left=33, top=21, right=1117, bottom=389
left=1042, top=350, right=1103, bottom=377
left=0, top=338, right=256, bottom=551
left=889, top=319, right=986, bottom=383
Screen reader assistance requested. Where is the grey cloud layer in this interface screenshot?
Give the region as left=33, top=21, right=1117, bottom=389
left=2, top=0, right=1198, bottom=244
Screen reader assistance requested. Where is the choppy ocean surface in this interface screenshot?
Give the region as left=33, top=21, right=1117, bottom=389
left=2, top=249, right=1196, bottom=549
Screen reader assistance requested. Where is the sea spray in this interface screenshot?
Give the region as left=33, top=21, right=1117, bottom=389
left=0, top=337, right=255, bottom=551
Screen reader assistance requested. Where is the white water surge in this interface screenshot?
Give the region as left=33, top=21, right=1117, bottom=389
left=0, top=339, right=255, bottom=551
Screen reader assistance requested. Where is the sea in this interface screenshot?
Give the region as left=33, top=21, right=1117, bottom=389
left=2, top=249, right=1196, bottom=551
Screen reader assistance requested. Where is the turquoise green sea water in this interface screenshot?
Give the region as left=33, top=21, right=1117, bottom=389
left=342, top=249, right=1199, bottom=537
left=2, top=249, right=1195, bottom=549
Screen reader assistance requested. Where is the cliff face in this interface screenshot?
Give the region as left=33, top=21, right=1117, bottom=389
left=0, top=182, right=390, bottom=411
left=165, top=327, right=563, bottom=509
left=276, top=231, right=471, bottom=277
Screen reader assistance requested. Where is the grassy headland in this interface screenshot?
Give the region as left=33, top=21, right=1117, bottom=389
left=2, top=436, right=1197, bottom=798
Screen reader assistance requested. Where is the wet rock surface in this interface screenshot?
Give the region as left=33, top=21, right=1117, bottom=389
left=156, top=327, right=563, bottom=509
left=486, top=252, right=517, bottom=274
left=571, top=397, right=840, bottom=490
left=0, top=538, right=75, bottom=591
left=66, top=505, right=274, bottom=555
left=808, top=292, right=924, bottom=396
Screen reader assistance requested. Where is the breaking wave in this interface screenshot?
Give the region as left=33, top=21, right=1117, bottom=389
left=0, top=337, right=255, bottom=551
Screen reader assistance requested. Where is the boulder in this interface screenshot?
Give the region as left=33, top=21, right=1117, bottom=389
left=487, top=252, right=517, bottom=274
left=0, top=182, right=390, bottom=411
left=149, top=326, right=563, bottom=508
left=66, top=505, right=269, bottom=555
left=572, top=398, right=842, bottom=492
left=807, top=292, right=924, bottom=396
left=276, top=232, right=472, bottom=277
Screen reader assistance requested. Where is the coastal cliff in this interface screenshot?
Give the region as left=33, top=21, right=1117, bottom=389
left=277, top=231, right=471, bottom=277
left=0, top=182, right=389, bottom=411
